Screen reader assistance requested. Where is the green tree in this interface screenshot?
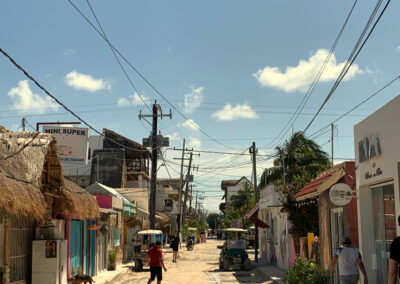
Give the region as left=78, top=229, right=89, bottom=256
left=206, top=213, right=219, bottom=230
left=262, top=132, right=330, bottom=237
left=222, top=186, right=255, bottom=229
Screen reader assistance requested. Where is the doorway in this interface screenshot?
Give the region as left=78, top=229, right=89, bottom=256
left=330, top=207, right=344, bottom=284
left=371, top=183, right=395, bottom=284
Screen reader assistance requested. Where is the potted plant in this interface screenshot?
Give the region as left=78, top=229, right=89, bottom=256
left=108, top=249, right=117, bottom=270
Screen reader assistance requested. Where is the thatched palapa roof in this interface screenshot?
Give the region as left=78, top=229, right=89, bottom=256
left=0, top=127, right=60, bottom=220
left=59, top=179, right=100, bottom=219
left=0, top=126, right=98, bottom=220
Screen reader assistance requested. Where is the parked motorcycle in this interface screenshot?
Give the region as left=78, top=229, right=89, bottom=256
left=186, top=237, right=194, bottom=251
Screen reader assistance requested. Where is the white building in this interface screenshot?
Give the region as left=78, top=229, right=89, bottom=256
left=354, top=94, right=400, bottom=284
left=221, top=177, right=252, bottom=206
left=258, top=183, right=292, bottom=270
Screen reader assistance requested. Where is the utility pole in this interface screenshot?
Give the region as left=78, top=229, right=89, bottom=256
left=250, top=142, right=259, bottom=263
left=331, top=123, right=334, bottom=167
left=177, top=139, right=186, bottom=234
left=195, top=191, right=198, bottom=219
left=139, top=101, right=172, bottom=229
left=189, top=184, right=193, bottom=212
left=21, top=117, right=26, bottom=131
left=182, top=152, right=194, bottom=229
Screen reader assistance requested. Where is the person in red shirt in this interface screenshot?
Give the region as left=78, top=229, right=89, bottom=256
left=147, top=241, right=167, bottom=284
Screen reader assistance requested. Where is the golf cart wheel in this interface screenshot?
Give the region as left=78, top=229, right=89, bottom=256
left=223, top=258, right=230, bottom=271
left=134, top=259, right=141, bottom=272
left=244, top=258, right=251, bottom=271
left=219, top=260, right=223, bottom=270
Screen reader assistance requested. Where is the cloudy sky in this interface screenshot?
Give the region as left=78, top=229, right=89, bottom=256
left=1, top=0, right=400, bottom=212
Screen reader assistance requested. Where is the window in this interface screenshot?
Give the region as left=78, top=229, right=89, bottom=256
left=164, top=199, right=173, bottom=211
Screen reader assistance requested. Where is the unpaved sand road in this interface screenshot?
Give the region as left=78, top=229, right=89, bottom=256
left=113, top=239, right=273, bottom=284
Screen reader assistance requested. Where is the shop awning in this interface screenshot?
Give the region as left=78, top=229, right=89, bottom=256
left=317, top=168, right=345, bottom=195
left=244, top=204, right=269, bottom=228
left=294, top=162, right=352, bottom=201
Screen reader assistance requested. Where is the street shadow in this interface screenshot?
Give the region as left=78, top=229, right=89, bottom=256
left=232, top=269, right=271, bottom=284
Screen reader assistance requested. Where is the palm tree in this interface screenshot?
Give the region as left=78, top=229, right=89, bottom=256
left=273, top=131, right=330, bottom=190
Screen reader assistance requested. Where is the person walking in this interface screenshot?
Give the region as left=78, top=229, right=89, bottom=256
left=330, top=236, right=368, bottom=284
left=388, top=216, right=400, bottom=284
left=146, top=241, right=167, bottom=284
left=171, top=231, right=180, bottom=263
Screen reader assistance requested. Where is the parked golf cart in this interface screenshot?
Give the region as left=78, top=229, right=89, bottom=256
left=244, top=226, right=255, bottom=248
left=133, top=230, right=163, bottom=272
left=219, top=228, right=251, bottom=271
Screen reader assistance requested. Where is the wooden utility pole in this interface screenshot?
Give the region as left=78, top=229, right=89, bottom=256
left=331, top=123, right=334, bottom=167
left=22, top=117, right=26, bottom=131
left=189, top=184, right=193, bottom=212
left=250, top=142, right=259, bottom=263
left=182, top=152, right=193, bottom=228
left=177, top=139, right=186, bottom=233
left=139, top=101, right=171, bottom=229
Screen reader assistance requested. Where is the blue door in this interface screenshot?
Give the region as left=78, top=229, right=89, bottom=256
left=90, top=220, right=96, bottom=276
left=70, top=220, right=82, bottom=276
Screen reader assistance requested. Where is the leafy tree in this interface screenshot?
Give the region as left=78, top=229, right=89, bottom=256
left=206, top=213, right=219, bottom=230
left=222, top=186, right=255, bottom=229
left=260, top=132, right=330, bottom=237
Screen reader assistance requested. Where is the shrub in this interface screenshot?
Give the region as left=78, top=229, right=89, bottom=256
left=285, top=257, right=330, bottom=284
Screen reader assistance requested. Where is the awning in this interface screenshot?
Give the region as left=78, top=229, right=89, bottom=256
left=294, top=162, right=351, bottom=201
left=317, top=168, right=345, bottom=195
left=100, top=208, right=119, bottom=214
left=137, top=208, right=149, bottom=218
left=244, top=204, right=269, bottom=229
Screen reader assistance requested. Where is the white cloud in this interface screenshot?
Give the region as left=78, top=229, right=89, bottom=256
left=188, top=137, right=201, bottom=149
left=117, top=97, right=130, bottom=107
left=8, top=80, right=59, bottom=114
left=117, top=92, right=150, bottom=107
left=64, top=70, right=111, bottom=92
left=63, top=49, right=75, bottom=56
left=182, top=119, right=200, bottom=132
left=212, top=103, right=259, bottom=121
left=166, top=132, right=181, bottom=142
left=184, top=85, right=204, bottom=114
left=253, top=49, right=363, bottom=93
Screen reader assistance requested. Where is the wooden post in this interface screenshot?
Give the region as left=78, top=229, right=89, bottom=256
left=3, top=215, right=10, bottom=284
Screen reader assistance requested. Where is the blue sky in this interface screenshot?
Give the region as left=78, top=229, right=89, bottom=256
left=1, top=0, right=400, bottom=212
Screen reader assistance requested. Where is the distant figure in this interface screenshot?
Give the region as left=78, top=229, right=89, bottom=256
left=330, top=236, right=368, bottom=284
left=170, top=232, right=180, bottom=263
left=310, top=236, right=320, bottom=263
left=146, top=241, right=167, bottom=284
left=388, top=216, right=400, bottom=284
left=132, top=235, right=141, bottom=257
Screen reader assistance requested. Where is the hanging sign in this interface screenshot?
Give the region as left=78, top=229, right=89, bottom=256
left=329, top=183, right=353, bottom=206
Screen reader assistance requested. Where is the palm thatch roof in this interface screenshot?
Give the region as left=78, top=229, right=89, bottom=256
left=0, top=126, right=97, bottom=220
left=0, top=172, right=47, bottom=220
left=58, top=179, right=100, bottom=219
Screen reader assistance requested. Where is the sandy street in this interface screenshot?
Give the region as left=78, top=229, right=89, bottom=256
left=110, top=238, right=274, bottom=284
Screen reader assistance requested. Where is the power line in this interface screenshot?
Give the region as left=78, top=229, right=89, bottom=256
left=85, top=0, right=151, bottom=112
left=309, top=74, right=400, bottom=138
left=260, top=0, right=359, bottom=150
left=0, top=48, right=150, bottom=154
left=304, top=0, right=391, bottom=132
left=66, top=0, right=233, bottom=150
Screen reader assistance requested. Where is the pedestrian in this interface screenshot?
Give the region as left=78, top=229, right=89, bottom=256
left=330, top=236, right=368, bottom=284
left=146, top=241, right=167, bottom=284
left=170, top=231, right=180, bottom=263
left=132, top=234, right=141, bottom=257
left=388, top=215, right=400, bottom=284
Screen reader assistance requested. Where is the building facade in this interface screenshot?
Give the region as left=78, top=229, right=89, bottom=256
left=354, top=94, right=400, bottom=284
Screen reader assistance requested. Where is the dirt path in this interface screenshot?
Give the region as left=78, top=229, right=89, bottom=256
left=112, top=238, right=273, bottom=284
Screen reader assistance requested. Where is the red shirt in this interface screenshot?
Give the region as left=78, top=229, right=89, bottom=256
left=147, top=246, right=162, bottom=266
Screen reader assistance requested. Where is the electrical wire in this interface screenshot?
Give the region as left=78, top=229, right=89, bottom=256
left=66, top=0, right=233, bottom=150
left=304, top=0, right=391, bottom=132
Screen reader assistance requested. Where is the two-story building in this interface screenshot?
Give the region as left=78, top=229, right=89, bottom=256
left=219, top=177, right=252, bottom=214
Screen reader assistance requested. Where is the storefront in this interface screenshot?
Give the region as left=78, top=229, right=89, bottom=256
left=354, top=95, right=400, bottom=284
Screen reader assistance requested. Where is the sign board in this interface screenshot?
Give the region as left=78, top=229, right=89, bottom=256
left=43, top=126, right=89, bottom=164
left=329, top=183, right=353, bottom=206
left=142, top=135, right=169, bottom=147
